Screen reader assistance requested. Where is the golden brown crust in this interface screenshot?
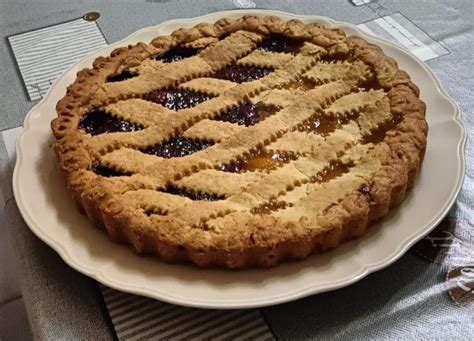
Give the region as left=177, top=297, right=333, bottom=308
left=51, top=15, right=427, bottom=268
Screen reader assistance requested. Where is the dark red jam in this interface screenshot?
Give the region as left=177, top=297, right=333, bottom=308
left=143, top=89, right=214, bottom=111
left=79, top=110, right=142, bottom=136
left=141, top=136, right=214, bottom=158
left=213, top=65, right=273, bottom=83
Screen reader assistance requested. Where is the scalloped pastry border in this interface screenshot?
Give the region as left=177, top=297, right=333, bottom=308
left=51, top=15, right=428, bottom=269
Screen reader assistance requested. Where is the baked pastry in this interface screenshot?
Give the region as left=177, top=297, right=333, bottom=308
left=51, top=15, right=427, bottom=268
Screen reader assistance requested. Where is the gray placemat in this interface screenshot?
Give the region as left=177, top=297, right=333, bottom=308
left=3, top=200, right=115, bottom=340
left=1, top=0, right=473, bottom=339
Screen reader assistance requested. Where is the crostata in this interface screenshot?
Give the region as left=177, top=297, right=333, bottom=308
left=51, top=16, right=427, bottom=268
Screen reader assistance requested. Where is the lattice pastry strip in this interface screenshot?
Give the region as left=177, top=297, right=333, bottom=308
left=95, top=75, right=363, bottom=197
left=304, top=60, right=371, bottom=84
left=86, top=51, right=324, bottom=155
left=325, top=90, right=385, bottom=115
left=178, top=78, right=236, bottom=96
left=175, top=170, right=266, bottom=197
left=160, top=122, right=361, bottom=225
left=102, top=82, right=362, bottom=223
left=237, top=50, right=292, bottom=68
left=171, top=90, right=377, bottom=198
left=140, top=81, right=353, bottom=181
left=267, top=121, right=360, bottom=157
left=179, top=85, right=384, bottom=161
left=129, top=58, right=165, bottom=75
left=121, top=189, right=192, bottom=215
left=105, top=99, right=175, bottom=127
left=95, top=31, right=265, bottom=104
left=98, top=72, right=376, bottom=199
left=166, top=120, right=358, bottom=199
left=275, top=143, right=390, bottom=221
left=205, top=143, right=388, bottom=232
left=179, top=95, right=397, bottom=226
left=182, top=120, right=244, bottom=142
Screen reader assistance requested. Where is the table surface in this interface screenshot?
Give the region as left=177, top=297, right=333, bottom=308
left=1, top=0, right=473, bottom=339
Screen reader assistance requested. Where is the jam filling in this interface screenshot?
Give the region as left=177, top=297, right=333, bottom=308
left=258, top=34, right=305, bottom=54
left=153, top=46, right=198, bottom=63
left=213, top=65, right=273, bottom=83
left=106, top=70, right=138, bottom=82
left=143, top=88, right=214, bottom=111
left=79, top=110, right=143, bottom=136
left=279, top=76, right=319, bottom=91
left=162, top=186, right=224, bottom=201
left=296, top=111, right=359, bottom=136
left=142, top=136, right=214, bottom=158
left=213, top=102, right=279, bottom=126
left=220, top=149, right=297, bottom=173
left=91, top=162, right=130, bottom=177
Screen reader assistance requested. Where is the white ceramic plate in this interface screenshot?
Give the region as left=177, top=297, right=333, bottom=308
left=13, top=10, right=466, bottom=309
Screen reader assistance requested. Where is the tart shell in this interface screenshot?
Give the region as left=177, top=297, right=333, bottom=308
left=51, top=16, right=427, bottom=268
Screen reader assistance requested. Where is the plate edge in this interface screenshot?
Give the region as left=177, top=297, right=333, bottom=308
left=12, top=9, right=467, bottom=309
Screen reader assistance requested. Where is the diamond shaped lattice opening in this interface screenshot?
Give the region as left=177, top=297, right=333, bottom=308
left=143, top=88, right=214, bottom=110
left=141, top=136, right=214, bottom=158
left=79, top=110, right=143, bottom=136
left=213, top=102, right=280, bottom=126
left=152, top=46, right=199, bottom=63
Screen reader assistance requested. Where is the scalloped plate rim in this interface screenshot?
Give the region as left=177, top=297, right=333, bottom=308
left=13, top=9, right=466, bottom=308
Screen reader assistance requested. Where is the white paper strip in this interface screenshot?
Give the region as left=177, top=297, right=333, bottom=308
left=374, top=16, right=438, bottom=61
left=357, top=13, right=449, bottom=61
left=9, top=18, right=107, bottom=101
